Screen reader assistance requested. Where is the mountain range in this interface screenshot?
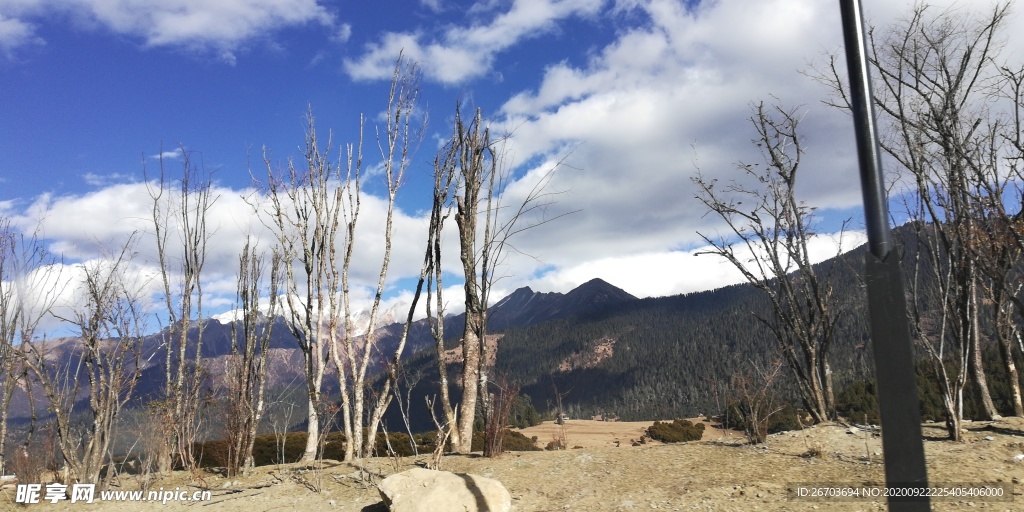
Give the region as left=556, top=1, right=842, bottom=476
left=10, top=251, right=876, bottom=436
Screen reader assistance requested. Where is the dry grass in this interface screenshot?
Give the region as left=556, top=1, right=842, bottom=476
left=3, top=418, right=1022, bottom=511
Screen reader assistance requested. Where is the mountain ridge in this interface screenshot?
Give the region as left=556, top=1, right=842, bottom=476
left=7, top=278, right=641, bottom=423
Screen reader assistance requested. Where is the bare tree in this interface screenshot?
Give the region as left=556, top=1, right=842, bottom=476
left=336, top=56, right=422, bottom=462
left=429, top=105, right=571, bottom=454
left=693, top=101, right=843, bottom=424
left=482, top=376, right=519, bottom=457
left=417, top=135, right=462, bottom=451
left=223, top=240, right=280, bottom=476
left=23, top=241, right=146, bottom=486
left=263, top=109, right=341, bottom=463
left=146, top=149, right=216, bottom=471
left=0, top=220, right=21, bottom=477
left=364, top=194, right=439, bottom=459
left=729, top=360, right=786, bottom=445
left=865, top=3, right=1014, bottom=436
left=983, top=63, right=1024, bottom=417
left=813, top=3, right=1024, bottom=434
left=444, top=107, right=492, bottom=454
left=0, top=219, right=61, bottom=475
left=262, top=56, right=421, bottom=463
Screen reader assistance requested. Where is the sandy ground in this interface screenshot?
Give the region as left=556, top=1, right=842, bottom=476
left=2, top=417, right=1023, bottom=511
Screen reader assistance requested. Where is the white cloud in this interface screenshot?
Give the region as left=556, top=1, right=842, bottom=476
left=474, top=0, right=947, bottom=289
left=381, top=0, right=1023, bottom=304
left=8, top=0, right=1021, bottom=328
left=6, top=172, right=436, bottom=325
left=344, top=0, right=604, bottom=83
left=1, top=0, right=337, bottom=60
left=0, top=12, right=42, bottom=57
left=333, top=22, right=352, bottom=44
left=150, top=149, right=184, bottom=160
left=526, top=230, right=869, bottom=299
left=81, top=172, right=136, bottom=187
left=420, top=0, right=445, bottom=14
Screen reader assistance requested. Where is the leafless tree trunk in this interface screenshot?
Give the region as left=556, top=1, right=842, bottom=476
left=451, top=108, right=492, bottom=454
left=23, top=241, right=145, bottom=486
left=416, top=152, right=463, bottom=450
left=977, top=64, right=1024, bottom=417
left=0, top=219, right=61, bottom=476
left=693, top=101, right=841, bottom=424
left=813, top=3, right=1024, bottom=428
left=865, top=3, right=1013, bottom=435
left=146, top=149, right=215, bottom=471
left=339, top=56, right=421, bottom=462
left=430, top=105, right=571, bottom=454
left=263, top=57, right=421, bottom=463
left=263, top=111, right=338, bottom=463
left=366, top=141, right=451, bottom=456
left=0, top=220, right=20, bottom=477
left=224, top=240, right=280, bottom=477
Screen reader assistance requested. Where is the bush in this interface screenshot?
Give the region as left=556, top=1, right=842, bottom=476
left=722, top=400, right=804, bottom=442
left=767, top=403, right=804, bottom=433
left=371, top=431, right=438, bottom=458
left=200, top=430, right=363, bottom=468
left=544, top=439, right=566, bottom=450
left=646, top=419, right=705, bottom=443
left=836, top=379, right=881, bottom=424
left=472, top=429, right=541, bottom=452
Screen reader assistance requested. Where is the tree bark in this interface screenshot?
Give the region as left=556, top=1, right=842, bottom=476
left=965, top=266, right=1000, bottom=420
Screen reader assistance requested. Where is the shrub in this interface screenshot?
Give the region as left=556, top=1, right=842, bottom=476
left=503, top=430, right=542, bottom=451
left=199, top=431, right=349, bottom=468
left=370, top=431, right=436, bottom=458
left=472, top=429, right=541, bottom=452
left=767, top=403, right=804, bottom=433
left=196, top=432, right=301, bottom=468
left=646, top=419, right=705, bottom=443
left=723, top=400, right=804, bottom=442
left=544, top=439, right=566, bottom=451
left=836, top=379, right=881, bottom=424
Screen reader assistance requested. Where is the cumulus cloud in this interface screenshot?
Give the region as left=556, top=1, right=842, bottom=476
left=0, top=0, right=337, bottom=61
left=0, top=12, right=42, bottom=57
left=332, top=22, right=352, bottom=44
left=9, top=0, right=1021, bottom=330
left=344, top=0, right=604, bottom=83
left=5, top=174, right=435, bottom=326
left=524, top=230, right=869, bottom=298
left=347, top=0, right=1024, bottom=302
left=472, top=0, right=931, bottom=290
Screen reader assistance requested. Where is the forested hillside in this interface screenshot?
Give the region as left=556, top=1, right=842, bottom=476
left=388, top=224, right=1024, bottom=429
left=380, top=245, right=877, bottom=431
left=496, top=258, right=873, bottom=421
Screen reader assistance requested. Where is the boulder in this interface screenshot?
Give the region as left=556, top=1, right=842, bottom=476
left=377, top=467, right=512, bottom=512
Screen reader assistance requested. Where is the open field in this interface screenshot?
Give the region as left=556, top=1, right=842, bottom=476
left=517, top=418, right=745, bottom=449
left=2, top=417, right=1022, bottom=511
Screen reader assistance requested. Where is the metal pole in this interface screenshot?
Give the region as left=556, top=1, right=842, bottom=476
left=838, top=0, right=931, bottom=510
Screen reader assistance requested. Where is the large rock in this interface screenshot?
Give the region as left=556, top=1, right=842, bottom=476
left=377, top=467, right=512, bottom=512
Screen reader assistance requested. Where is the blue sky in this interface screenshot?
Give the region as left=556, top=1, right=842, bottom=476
left=2, top=0, right=1020, bottom=327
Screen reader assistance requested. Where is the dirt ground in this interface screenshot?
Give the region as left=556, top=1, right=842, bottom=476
left=2, top=417, right=1022, bottom=511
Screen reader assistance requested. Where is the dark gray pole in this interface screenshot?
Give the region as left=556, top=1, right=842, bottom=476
left=838, top=0, right=931, bottom=510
